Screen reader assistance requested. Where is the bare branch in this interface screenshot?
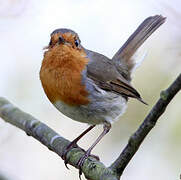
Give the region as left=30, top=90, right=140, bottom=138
left=0, top=97, right=117, bottom=180
left=0, top=73, right=180, bottom=179
left=109, top=73, right=181, bottom=177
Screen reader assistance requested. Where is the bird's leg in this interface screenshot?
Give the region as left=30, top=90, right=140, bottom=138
left=77, top=123, right=111, bottom=177
left=62, top=125, right=96, bottom=168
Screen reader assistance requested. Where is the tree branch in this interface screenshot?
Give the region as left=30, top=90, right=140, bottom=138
left=0, top=97, right=117, bottom=180
left=109, top=73, right=181, bottom=177
left=0, top=73, right=180, bottom=179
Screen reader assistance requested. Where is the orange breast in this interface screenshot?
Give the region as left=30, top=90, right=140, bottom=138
left=40, top=44, right=89, bottom=106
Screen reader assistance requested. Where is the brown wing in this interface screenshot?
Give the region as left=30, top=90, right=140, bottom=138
left=109, top=78, right=147, bottom=104
left=87, top=72, right=147, bottom=105
left=85, top=49, right=147, bottom=104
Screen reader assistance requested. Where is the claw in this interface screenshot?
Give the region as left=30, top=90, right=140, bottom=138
left=77, top=153, right=89, bottom=167
left=64, top=160, right=70, bottom=170
left=62, top=142, right=78, bottom=169
left=77, top=151, right=100, bottom=179
left=79, top=169, right=82, bottom=180
left=76, top=151, right=90, bottom=180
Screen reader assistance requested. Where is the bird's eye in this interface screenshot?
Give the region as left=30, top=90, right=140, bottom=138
left=75, top=39, right=79, bottom=47
left=59, top=36, right=64, bottom=43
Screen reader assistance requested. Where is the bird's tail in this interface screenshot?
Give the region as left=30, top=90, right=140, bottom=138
left=112, top=15, right=166, bottom=75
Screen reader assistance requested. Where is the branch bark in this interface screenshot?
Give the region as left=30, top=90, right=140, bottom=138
left=0, top=73, right=180, bottom=180
left=109, top=73, right=181, bottom=176
left=0, top=97, right=117, bottom=180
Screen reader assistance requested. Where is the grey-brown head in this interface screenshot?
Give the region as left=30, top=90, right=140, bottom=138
left=45, top=28, right=82, bottom=50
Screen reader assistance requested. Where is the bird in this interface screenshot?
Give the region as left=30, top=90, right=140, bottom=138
left=40, top=15, right=165, bottom=173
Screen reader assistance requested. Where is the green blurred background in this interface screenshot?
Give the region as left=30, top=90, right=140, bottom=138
left=0, top=0, right=181, bottom=179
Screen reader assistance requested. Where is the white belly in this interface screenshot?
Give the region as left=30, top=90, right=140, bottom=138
left=54, top=90, right=127, bottom=125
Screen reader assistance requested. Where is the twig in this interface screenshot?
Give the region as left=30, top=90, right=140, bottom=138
left=109, top=73, right=181, bottom=177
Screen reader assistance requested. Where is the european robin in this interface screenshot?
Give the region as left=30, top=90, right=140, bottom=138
left=40, top=15, right=165, bottom=172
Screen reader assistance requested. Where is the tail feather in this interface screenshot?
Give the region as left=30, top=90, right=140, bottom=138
left=112, top=15, right=166, bottom=75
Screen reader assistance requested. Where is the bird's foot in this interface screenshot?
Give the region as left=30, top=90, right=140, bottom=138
left=77, top=150, right=100, bottom=179
left=62, top=141, right=83, bottom=169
